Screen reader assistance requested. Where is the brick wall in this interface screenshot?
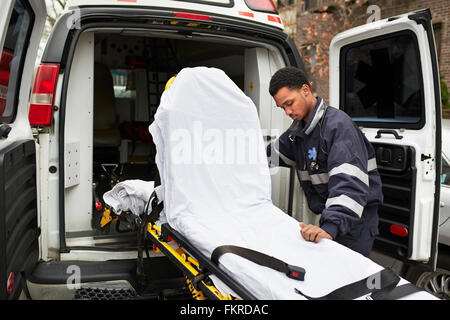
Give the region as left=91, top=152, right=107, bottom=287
left=285, top=0, right=449, bottom=109
left=443, top=109, right=450, bottom=118
left=372, top=0, right=449, bottom=87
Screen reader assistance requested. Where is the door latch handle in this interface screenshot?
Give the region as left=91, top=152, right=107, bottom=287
left=375, top=129, right=403, bottom=140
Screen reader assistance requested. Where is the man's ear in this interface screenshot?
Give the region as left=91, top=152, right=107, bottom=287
left=302, top=84, right=310, bottom=97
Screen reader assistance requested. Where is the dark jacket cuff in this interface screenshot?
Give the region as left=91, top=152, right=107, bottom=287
left=321, top=222, right=339, bottom=240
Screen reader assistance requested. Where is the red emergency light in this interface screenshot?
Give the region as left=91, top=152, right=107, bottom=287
left=173, top=12, right=212, bottom=21
left=239, top=11, right=255, bottom=18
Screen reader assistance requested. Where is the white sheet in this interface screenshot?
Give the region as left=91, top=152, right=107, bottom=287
left=103, top=180, right=155, bottom=216
left=148, top=66, right=437, bottom=300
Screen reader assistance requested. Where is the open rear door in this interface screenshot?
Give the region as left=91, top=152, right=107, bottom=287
left=329, top=9, right=441, bottom=270
left=0, top=0, right=46, bottom=299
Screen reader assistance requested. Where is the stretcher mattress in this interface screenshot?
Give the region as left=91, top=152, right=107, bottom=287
left=148, top=67, right=437, bottom=300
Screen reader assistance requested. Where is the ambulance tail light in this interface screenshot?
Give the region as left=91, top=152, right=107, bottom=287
left=0, top=49, right=14, bottom=115
left=29, top=63, right=60, bottom=127
left=245, top=0, right=277, bottom=12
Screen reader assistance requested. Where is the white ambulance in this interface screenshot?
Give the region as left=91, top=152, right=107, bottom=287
left=0, top=0, right=447, bottom=299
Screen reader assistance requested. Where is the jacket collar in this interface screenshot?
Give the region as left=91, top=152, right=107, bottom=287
left=289, top=97, right=327, bottom=138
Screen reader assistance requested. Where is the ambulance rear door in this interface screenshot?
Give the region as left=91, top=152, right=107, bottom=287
left=0, top=0, right=47, bottom=298
left=329, top=9, right=441, bottom=270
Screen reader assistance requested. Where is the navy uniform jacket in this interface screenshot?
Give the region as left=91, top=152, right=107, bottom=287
left=267, top=97, right=383, bottom=245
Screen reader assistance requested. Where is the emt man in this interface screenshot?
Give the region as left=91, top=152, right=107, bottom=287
left=267, top=67, right=383, bottom=257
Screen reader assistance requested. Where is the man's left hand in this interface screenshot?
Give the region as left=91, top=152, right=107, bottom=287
left=299, top=222, right=333, bottom=243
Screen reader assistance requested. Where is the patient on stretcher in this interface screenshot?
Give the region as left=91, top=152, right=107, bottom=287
left=147, top=66, right=436, bottom=300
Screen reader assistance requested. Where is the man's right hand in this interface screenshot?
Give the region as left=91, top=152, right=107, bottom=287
left=299, top=222, right=333, bottom=243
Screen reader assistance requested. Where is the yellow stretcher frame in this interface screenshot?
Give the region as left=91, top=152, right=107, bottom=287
left=147, top=222, right=237, bottom=300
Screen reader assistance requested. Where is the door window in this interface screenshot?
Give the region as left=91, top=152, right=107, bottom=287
left=443, top=157, right=450, bottom=186
left=0, top=0, right=34, bottom=123
left=340, top=31, right=424, bottom=129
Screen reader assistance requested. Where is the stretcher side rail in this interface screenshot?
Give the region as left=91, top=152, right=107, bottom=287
left=160, top=223, right=257, bottom=300
left=147, top=222, right=257, bottom=300
left=146, top=223, right=217, bottom=299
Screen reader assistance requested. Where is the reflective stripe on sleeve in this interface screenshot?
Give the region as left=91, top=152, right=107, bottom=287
left=299, top=170, right=310, bottom=181
left=325, top=194, right=364, bottom=217
left=368, top=158, right=377, bottom=171
left=299, top=171, right=329, bottom=185
left=329, top=163, right=369, bottom=186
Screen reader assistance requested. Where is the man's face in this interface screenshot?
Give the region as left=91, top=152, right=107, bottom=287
left=273, top=85, right=312, bottom=122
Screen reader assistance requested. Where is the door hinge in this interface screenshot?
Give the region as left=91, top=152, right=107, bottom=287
left=32, top=127, right=50, bottom=142
left=421, top=154, right=434, bottom=181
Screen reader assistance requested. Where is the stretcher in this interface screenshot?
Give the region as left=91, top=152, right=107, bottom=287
left=144, top=67, right=438, bottom=300
left=147, top=220, right=252, bottom=300
left=145, top=203, right=434, bottom=300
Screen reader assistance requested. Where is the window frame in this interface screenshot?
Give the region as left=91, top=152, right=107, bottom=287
left=339, top=30, right=426, bottom=130
left=0, top=0, right=35, bottom=124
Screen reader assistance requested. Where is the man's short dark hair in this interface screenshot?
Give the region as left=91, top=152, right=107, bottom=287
left=269, top=67, right=309, bottom=96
